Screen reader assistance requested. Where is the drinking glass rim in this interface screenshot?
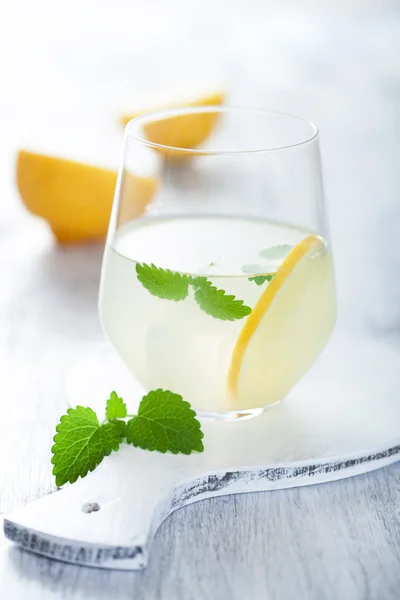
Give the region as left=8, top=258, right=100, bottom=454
left=125, top=105, right=319, bottom=155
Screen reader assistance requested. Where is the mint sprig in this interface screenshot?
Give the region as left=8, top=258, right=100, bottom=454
left=52, top=390, right=204, bottom=487
left=136, top=263, right=251, bottom=321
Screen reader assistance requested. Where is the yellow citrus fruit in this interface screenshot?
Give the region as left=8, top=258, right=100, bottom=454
left=227, top=235, right=336, bottom=410
left=118, top=170, right=159, bottom=225
left=120, top=90, right=224, bottom=160
left=16, top=150, right=157, bottom=243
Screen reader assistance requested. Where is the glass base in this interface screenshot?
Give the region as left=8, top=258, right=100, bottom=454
left=197, top=403, right=279, bottom=421
left=66, top=345, right=281, bottom=422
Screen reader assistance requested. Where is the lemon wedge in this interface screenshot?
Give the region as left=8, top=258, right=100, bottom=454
left=227, top=235, right=336, bottom=410
left=16, top=150, right=157, bottom=243
left=120, top=90, right=224, bottom=159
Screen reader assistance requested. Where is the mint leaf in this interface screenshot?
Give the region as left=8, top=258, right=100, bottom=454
left=242, top=263, right=266, bottom=274
left=136, top=263, right=192, bottom=301
left=192, top=276, right=208, bottom=289
left=249, top=274, right=274, bottom=286
left=112, top=419, right=127, bottom=437
left=243, top=264, right=275, bottom=285
left=258, top=245, right=292, bottom=261
left=106, top=391, right=127, bottom=420
left=194, top=280, right=251, bottom=320
left=51, top=407, right=123, bottom=487
left=126, top=389, right=204, bottom=454
left=136, top=264, right=251, bottom=322
left=52, top=390, right=205, bottom=487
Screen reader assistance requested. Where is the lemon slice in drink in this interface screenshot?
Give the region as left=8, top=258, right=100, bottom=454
left=227, top=235, right=336, bottom=410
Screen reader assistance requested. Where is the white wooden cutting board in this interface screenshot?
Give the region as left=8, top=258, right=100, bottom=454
left=4, top=332, right=400, bottom=570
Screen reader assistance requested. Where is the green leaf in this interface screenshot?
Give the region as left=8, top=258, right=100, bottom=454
left=106, top=391, right=127, bottom=420
left=191, top=276, right=208, bottom=289
left=242, top=263, right=266, bottom=274
left=136, top=263, right=192, bottom=301
left=111, top=419, right=127, bottom=437
left=51, top=407, right=123, bottom=487
left=258, top=245, right=292, bottom=261
left=194, top=280, right=252, bottom=320
left=126, top=389, right=204, bottom=455
left=136, top=264, right=251, bottom=321
left=249, top=274, right=275, bottom=286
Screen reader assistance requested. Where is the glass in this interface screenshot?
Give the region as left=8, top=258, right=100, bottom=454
left=99, top=106, right=336, bottom=420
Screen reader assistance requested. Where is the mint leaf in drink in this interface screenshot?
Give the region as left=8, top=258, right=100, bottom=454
left=136, top=263, right=192, bottom=301
left=136, top=264, right=251, bottom=321
left=106, top=391, right=127, bottom=420
left=51, top=407, right=123, bottom=487
left=249, top=274, right=275, bottom=286
left=126, top=389, right=204, bottom=454
left=258, top=245, right=292, bottom=262
left=242, top=264, right=275, bottom=285
left=194, top=280, right=252, bottom=320
left=242, top=263, right=266, bottom=274
left=191, top=276, right=209, bottom=289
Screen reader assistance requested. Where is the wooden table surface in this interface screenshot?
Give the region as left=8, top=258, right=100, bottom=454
left=1, top=2, right=400, bottom=598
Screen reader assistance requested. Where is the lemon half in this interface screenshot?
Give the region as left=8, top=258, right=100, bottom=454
left=227, top=235, right=336, bottom=410
left=120, top=90, right=224, bottom=159
left=16, top=150, right=157, bottom=243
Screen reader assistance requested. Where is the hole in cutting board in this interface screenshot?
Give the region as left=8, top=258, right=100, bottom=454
left=82, top=502, right=100, bottom=513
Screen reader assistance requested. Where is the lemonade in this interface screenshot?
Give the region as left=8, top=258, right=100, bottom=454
left=99, top=215, right=336, bottom=416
